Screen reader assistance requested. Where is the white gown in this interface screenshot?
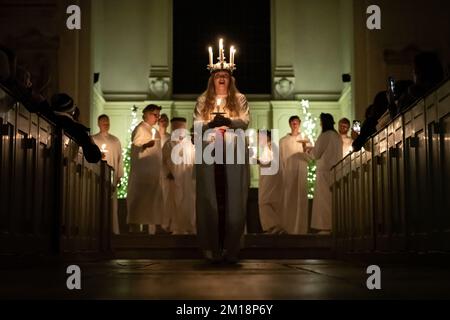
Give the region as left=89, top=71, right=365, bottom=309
left=160, top=130, right=171, bottom=228
left=91, top=132, right=124, bottom=234
left=162, top=137, right=196, bottom=234
left=126, top=121, right=163, bottom=225
left=279, top=133, right=311, bottom=234
left=341, top=134, right=353, bottom=157
left=258, top=143, right=283, bottom=231
left=309, top=130, right=343, bottom=230
left=194, top=93, right=250, bottom=258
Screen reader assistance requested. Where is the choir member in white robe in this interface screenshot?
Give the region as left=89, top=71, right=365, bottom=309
left=162, top=117, right=196, bottom=234
left=279, top=116, right=312, bottom=235
left=338, top=117, right=353, bottom=157
left=158, top=113, right=172, bottom=230
left=307, top=113, right=343, bottom=234
left=127, top=104, right=164, bottom=234
left=91, top=114, right=124, bottom=234
left=158, top=113, right=171, bottom=146
left=194, top=69, right=250, bottom=263
left=257, top=131, right=285, bottom=234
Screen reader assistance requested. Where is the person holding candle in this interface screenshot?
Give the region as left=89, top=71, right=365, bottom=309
left=305, top=113, right=343, bottom=234
left=127, top=104, right=166, bottom=235
left=194, top=39, right=249, bottom=263
left=92, top=114, right=124, bottom=235
left=279, top=115, right=312, bottom=235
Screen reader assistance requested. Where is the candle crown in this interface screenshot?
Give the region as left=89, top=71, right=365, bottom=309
left=207, top=39, right=237, bottom=74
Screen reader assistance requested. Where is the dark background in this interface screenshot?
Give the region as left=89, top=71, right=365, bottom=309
left=173, top=0, right=271, bottom=95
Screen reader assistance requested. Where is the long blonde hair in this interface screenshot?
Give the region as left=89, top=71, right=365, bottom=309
left=200, top=74, right=241, bottom=120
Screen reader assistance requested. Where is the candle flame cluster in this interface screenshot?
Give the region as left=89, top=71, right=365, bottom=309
left=207, top=38, right=237, bottom=73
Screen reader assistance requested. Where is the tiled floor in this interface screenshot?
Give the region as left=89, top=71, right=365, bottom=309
left=1, top=259, right=450, bottom=299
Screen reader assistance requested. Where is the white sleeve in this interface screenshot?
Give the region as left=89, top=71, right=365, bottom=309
left=132, top=125, right=148, bottom=147
left=230, top=94, right=250, bottom=130
left=116, top=139, right=124, bottom=180
left=310, top=133, right=328, bottom=160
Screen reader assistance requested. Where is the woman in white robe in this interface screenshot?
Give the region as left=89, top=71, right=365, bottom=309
left=307, top=113, right=343, bottom=233
left=127, top=105, right=164, bottom=233
left=158, top=113, right=172, bottom=230
left=279, top=116, right=312, bottom=235
left=162, top=118, right=196, bottom=234
left=91, top=114, right=124, bottom=235
left=257, top=131, right=284, bottom=234
left=194, top=69, right=250, bottom=263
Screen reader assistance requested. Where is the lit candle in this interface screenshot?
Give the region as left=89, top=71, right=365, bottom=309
left=216, top=98, right=222, bottom=113
left=208, top=46, right=213, bottom=66
left=219, top=38, right=224, bottom=62
left=101, top=143, right=108, bottom=153
left=230, top=46, right=234, bottom=65
left=232, top=48, right=236, bottom=66
left=229, top=46, right=233, bottom=65
left=151, top=128, right=156, bottom=140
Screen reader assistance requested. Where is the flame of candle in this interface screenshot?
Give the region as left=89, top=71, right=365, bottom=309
left=151, top=128, right=156, bottom=139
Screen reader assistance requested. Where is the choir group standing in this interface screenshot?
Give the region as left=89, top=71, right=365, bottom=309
left=91, top=109, right=353, bottom=236
left=258, top=114, right=350, bottom=235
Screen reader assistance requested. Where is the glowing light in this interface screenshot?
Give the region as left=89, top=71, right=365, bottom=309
left=300, top=99, right=319, bottom=199
left=118, top=105, right=139, bottom=199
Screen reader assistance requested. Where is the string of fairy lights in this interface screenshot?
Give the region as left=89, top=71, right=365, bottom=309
left=117, top=105, right=139, bottom=199
left=300, top=99, right=319, bottom=199
left=118, top=99, right=319, bottom=199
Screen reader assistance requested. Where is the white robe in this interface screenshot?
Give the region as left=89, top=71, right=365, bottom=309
left=279, top=133, right=311, bottom=234
left=160, top=131, right=171, bottom=147
left=258, top=143, right=283, bottom=231
left=160, top=130, right=172, bottom=227
left=341, top=134, right=353, bottom=157
left=162, top=137, right=196, bottom=234
left=309, top=130, right=343, bottom=230
left=91, top=132, right=124, bottom=234
left=126, top=121, right=163, bottom=225
left=194, top=93, right=250, bottom=258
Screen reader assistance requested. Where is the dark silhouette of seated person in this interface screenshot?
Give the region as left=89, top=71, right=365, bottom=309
left=352, top=51, right=445, bottom=151
left=0, top=46, right=100, bottom=163
left=397, top=51, right=444, bottom=112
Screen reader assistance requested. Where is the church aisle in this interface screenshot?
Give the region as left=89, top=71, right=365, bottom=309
left=1, top=259, right=450, bottom=299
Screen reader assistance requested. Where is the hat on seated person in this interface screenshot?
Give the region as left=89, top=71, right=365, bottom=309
left=51, top=93, right=76, bottom=116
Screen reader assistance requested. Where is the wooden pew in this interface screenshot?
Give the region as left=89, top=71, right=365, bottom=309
left=0, top=95, right=113, bottom=257
left=332, top=78, right=450, bottom=255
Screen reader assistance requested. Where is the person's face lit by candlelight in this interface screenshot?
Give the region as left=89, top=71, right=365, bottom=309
left=144, top=109, right=160, bottom=126
left=213, top=71, right=231, bottom=95
left=98, top=115, right=110, bottom=134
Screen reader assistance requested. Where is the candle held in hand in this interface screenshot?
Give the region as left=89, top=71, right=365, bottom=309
left=216, top=98, right=222, bottom=113
left=151, top=128, right=156, bottom=140
left=101, top=143, right=108, bottom=153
